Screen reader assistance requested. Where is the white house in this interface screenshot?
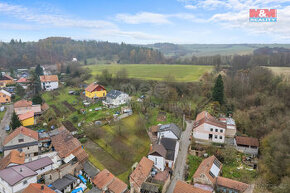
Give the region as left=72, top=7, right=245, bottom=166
left=0, top=157, right=53, bottom=193
left=103, top=90, right=130, bottom=107
left=193, top=111, right=226, bottom=144
left=40, top=75, right=59, bottom=91
left=148, top=144, right=167, bottom=171
left=157, top=123, right=182, bottom=140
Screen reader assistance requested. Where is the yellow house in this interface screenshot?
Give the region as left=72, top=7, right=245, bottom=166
left=18, top=111, right=34, bottom=126
left=85, top=83, right=106, bottom=99
left=0, top=89, right=11, bottom=104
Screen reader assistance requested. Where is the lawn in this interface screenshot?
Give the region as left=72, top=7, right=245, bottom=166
left=0, top=109, right=6, bottom=121
left=84, top=64, right=213, bottom=82
left=83, top=114, right=151, bottom=183
left=186, top=155, right=202, bottom=181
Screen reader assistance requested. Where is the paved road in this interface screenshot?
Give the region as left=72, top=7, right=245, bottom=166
left=166, top=120, right=193, bottom=193
left=0, top=104, right=13, bottom=146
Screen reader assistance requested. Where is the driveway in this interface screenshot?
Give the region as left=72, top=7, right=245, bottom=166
left=0, top=104, right=13, bottom=147
left=166, top=120, right=193, bottom=193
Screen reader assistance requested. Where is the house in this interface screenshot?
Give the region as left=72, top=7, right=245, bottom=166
left=0, top=74, right=15, bottom=85
left=160, top=138, right=179, bottom=169
left=83, top=161, right=100, bottom=183
left=16, top=77, right=30, bottom=84
left=220, top=117, right=236, bottom=138
left=173, top=180, right=212, bottom=193
left=0, top=150, right=25, bottom=170
left=23, top=183, right=55, bottom=193
left=130, top=157, right=154, bottom=193
left=85, top=82, right=106, bottom=99
left=0, top=89, right=11, bottom=103
left=0, top=165, right=37, bottom=193
left=216, top=176, right=251, bottom=193
left=50, top=174, right=78, bottom=193
left=104, top=90, right=130, bottom=107
left=148, top=144, right=167, bottom=171
left=0, top=157, right=53, bottom=193
left=51, top=127, right=88, bottom=164
left=157, top=123, right=182, bottom=140
left=193, top=111, right=226, bottom=144
left=193, top=155, right=222, bottom=190
left=14, top=99, right=42, bottom=115
left=234, top=136, right=259, bottom=156
left=18, top=111, right=35, bottom=126
left=3, top=126, right=39, bottom=157
left=92, top=169, right=128, bottom=193
left=40, top=75, right=59, bottom=91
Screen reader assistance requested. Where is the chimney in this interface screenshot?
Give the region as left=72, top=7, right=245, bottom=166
left=20, top=168, right=22, bottom=172
left=149, top=144, right=153, bottom=151
left=41, top=185, right=44, bottom=190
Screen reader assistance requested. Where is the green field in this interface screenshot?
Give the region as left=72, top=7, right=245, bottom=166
left=267, top=66, right=290, bottom=81
left=85, top=64, right=213, bottom=82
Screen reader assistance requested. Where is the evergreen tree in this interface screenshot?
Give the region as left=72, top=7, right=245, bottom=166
left=32, top=95, right=43, bottom=104
left=35, top=64, right=44, bottom=76
left=212, top=74, right=224, bottom=105
left=10, top=112, right=21, bottom=130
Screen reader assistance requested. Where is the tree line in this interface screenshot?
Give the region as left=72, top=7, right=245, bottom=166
left=0, top=37, right=165, bottom=68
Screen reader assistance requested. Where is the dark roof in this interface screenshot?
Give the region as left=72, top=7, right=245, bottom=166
left=159, top=123, right=182, bottom=139
left=87, top=187, right=102, bottom=193
left=3, top=141, right=39, bottom=151
left=141, top=182, right=159, bottom=192
left=149, top=144, right=167, bottom=158
left=106, top=90, right=125, bottom=99
left=0, top=165, right=37, bottom=186
left=83, top=161, right=100, bottom=178
left=160, top=138, right=177, bottom=161
left=62, top=121, right=77, bottom=132
left=24, top=157, right=53, bottom=171
left=51, top=174, right=77, bottom=191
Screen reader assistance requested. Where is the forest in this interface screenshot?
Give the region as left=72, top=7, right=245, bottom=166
left=0, top=37, right=165, bottom=67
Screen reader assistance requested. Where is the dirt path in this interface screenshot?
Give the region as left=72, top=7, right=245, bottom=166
left=0, top=104, right=13, bottom=147
left=166, top=120, right=193, bottom=193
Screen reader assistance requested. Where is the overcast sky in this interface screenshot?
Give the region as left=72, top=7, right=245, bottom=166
left=0, top=0, right=289, bottom=44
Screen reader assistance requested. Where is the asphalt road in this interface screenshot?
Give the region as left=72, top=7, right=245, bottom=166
left=166, top=120, right=193, bottom=193
left=0, top=104, right=13, bottom=147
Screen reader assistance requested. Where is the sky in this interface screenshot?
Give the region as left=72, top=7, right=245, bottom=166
left=0, top=0, right=290, bottom=44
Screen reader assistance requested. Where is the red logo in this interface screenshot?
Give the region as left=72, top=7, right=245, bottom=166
left=249, top=9, right=277, bottom=22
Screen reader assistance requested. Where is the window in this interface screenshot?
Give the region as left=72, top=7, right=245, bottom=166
left=18, top=139, right=24, bottom=143
left=23, top=180, right=27, bottom=185
left=215, top=135, right=217, bottom=139
left=27, top=147, right=29, bottom=150
left=220, top=136, right=222, bottom=139
left=210, top=128, right=213, bottom=132
left=220, top=129, right=223, bottom=133
left=215, top=129, right=218, bottom=132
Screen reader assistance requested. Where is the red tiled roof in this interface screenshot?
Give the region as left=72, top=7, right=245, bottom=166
left=235, top=136, right=259, bottom=147
left=92, top=169, right=115, bottom=189
left=51, top=128, right=82, bottom=158
left=14, top=99, right=32, bottom=108
left=153, top=169, right=170, bottom=182
left=18, top=111, right=34, bottom=121
left=217, top=177, right=249, bottom=192
left=16, top=77, right=30, bottom=83
left=193, top=156, right=222, bottom=184
left=39, top=75, right=58, bottom=82
left=3, top=126, right=38, bottom=145
left=149, top=144, right=167, bottom=158
left=73, top=147, right=88, bottom=163
left=23, top=183, right=55, bottom=193
left=130, top=157, right=154, bottom=188
left=108, top=177, right=128, bottom=193
left=0, top=150, right=25, bottom=170
left=4, top=75, right=14, bottom=80
left=194, top=111, right=226, bottom=129
left=85, top=82, right=106, bottom=92
left=173, top=180, right=212, bottom=193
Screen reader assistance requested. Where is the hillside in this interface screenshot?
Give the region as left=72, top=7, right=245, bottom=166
left=0, top=37, right=165, bottom=68
left=143, top=43, right=290, bottom=57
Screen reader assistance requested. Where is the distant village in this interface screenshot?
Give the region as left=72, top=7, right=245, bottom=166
left=0, top=66, right=259, bottom=193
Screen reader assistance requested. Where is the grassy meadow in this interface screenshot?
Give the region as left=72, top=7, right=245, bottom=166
left=267, top=66, right=290, bottom=81
left=84, top=64, right=213, bottom=82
